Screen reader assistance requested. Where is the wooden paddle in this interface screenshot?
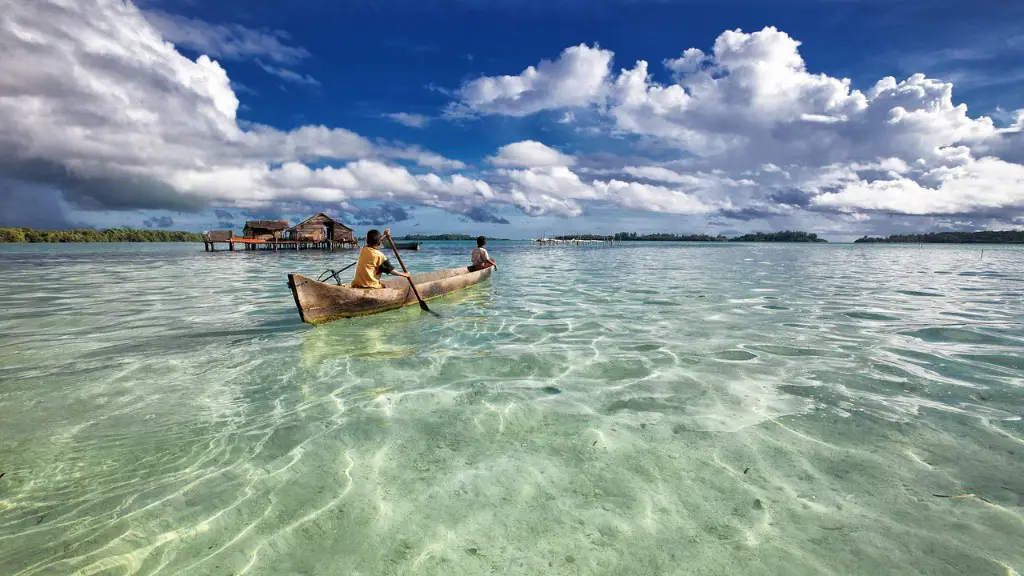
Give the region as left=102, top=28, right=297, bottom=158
left=384, top=231, right=440, bottom=317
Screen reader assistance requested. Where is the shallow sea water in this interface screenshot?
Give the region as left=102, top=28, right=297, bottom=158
left=0, top=241, right=1022, bottom=575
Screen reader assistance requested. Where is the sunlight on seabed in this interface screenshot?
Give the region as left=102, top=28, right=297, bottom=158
left=0, top=242, right=1021, bottom=575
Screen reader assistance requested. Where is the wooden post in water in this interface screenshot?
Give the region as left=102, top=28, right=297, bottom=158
left=229, top=239, right=234, bottom=251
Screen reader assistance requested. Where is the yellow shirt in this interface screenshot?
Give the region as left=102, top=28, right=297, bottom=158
left=351, top=246, right=390, bottom=289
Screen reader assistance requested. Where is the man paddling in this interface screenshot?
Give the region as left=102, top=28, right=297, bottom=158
left=469, top=235, right=498, bottom=272
left=352, top=228, right=410, bottom=289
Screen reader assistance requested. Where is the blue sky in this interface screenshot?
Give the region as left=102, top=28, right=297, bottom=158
left=1, top=0, right=1023, bottom=240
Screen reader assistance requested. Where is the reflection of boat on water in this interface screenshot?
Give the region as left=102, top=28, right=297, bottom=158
left=297, top=286, right=495, bottom=367
left=299, top=321, right=416, bottom=367
left=287, top=266, right=494, bottom=325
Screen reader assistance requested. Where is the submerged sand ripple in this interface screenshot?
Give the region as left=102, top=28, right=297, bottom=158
left=0, top=242, right=1021, bottom=575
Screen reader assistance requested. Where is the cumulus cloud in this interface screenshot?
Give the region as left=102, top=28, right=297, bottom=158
left=0, top=0, right=487, bottom=221
left=812, top=157, right=1024, bottom=215
left=5, top=1, right=1023, bottom=232
left=452, top=26, right=1024, bottom=223
left=489, top=160, right=717, bottom=218
left=488, top=141, right=575, bottom=167
left=452, top=44, right=613, bottom=117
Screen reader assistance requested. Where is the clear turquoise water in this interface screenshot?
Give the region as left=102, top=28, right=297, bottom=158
left=1, top=241, right=1022, bottom=575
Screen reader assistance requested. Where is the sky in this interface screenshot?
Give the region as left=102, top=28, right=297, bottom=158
left=1, top=0, right=1023, bottom=241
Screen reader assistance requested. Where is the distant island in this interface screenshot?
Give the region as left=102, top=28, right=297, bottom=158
left=728, top=231, right=826, bottom=243
left=0, top=227, right=204, bottom=243
left=10, top=227, right=1019, bottom=245
left=395, top=234, right=511, bottom=241
left=554, top=230, right=827, bottom=242
left=855, top=231, right=1024, bottom=244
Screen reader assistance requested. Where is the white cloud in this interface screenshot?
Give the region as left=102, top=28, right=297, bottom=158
left=386, top=113, right=431, bottom=128
left=489, top=163, right=718, bottom=218
left=450, top=25, right=1024, bottom=222
left=141, top=9, right=310, bottom=64
left=143, top=9, right=318, bottom=85
left=4, top=1, right=1023, bottom=232
left=812, top=157, right=1024, bottom=215
left=488, top=141, right=576, bottom=168
left=408, top=151, right=467, bottom=171
left=0, top=0, right=491, bottom=218
left=592, top=180, right=718, bottom=214
left=454, top=44, right=613, bottom=117
left=256, top=60, right=320, bottom=86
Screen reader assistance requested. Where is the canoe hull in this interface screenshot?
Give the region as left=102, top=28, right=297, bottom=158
left=391, top=242, right=421, bottom=251
left=287, top=266, right=492, bottom=325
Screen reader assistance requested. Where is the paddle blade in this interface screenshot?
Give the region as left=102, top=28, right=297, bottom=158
left=419, top=300, right=441, bottom=317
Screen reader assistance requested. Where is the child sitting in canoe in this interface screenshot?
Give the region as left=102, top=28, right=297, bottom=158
left=469, top=236, right=498, bottom=272
left=352, top=229, right=410, bottom=289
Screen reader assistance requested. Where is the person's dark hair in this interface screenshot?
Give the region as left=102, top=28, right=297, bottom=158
left=366, top=229, right=381, bottom=247
left=477, top=236, right=486, bottom=247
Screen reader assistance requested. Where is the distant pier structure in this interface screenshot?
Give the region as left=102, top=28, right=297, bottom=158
left=203, top=212, right=360, bottom=252
left=532, top=235, right=614, bottom=247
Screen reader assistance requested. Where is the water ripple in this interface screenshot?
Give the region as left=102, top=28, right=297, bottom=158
left=0, top=242, right=1022, bottom=575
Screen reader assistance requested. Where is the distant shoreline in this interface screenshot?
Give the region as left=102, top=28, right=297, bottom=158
left=552, top=231, right=827, bottom=243
left=0, top=227, right=203, bottom=243
left=854, top=231, right=1024, bottom=244
left=3, top=227, right=1021, bottom=245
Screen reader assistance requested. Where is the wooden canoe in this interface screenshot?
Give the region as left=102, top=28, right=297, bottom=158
left=287, top=266, right=492, bottom=325
left=390, top=241, right=421, bottom=251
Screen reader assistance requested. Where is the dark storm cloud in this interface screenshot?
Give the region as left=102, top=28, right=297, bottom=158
left=0, top=179, right=78, bottom=229
left=214, top=209, right=235, bottom=220
left=718, top=207, right=780, bottom=222
left=239, top=208, right=286, bottom=221
left=461, top=206, right=510, bottom=224
left=767, top=188, right=814, bottom=208
left=350, top=202, right=412, bottom=225
left=143, top=215, right=175, bottom=228
left=0, top=157, right=208, bottom=212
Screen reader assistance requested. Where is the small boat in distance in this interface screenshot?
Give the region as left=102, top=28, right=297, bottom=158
left=390, top=241, right=422, bottom=251
left=287, top=266, right=493, bottom=325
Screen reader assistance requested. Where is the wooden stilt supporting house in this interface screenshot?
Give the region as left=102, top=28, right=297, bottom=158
left=203, top=230, right=233, bottom=251
left=286, top=212, right=359, bottom=250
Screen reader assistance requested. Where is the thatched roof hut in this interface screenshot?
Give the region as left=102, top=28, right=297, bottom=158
left=243, top=220, right=289, bottom=241
left=204, top=230, right=232, bottom=242
left=287, top=213, right=356, bottom=244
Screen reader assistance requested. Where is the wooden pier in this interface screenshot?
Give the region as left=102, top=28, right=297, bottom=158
left=203, top=236, right=358, bottom=252
left=203, top=213, right=360, bottom=252
left=532, top=237, right=614, bottom=247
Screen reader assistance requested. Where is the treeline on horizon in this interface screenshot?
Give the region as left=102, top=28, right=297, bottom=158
left=854, top=230, right=1024, bottom=244
left=0, top=227, right=205, bottom=243
left=554, top=230, right=827, bottom=242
